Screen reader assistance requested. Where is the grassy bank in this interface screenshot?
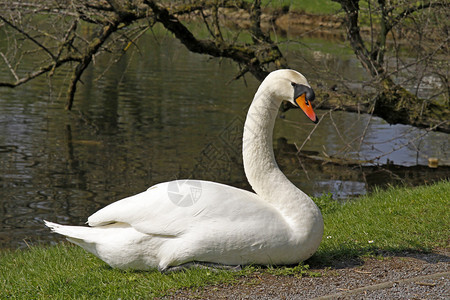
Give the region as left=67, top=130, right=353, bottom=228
left=1, top=181, right=448, bottom=298
left=313, top=180, right=449, bottom=263
left=261, top=0, right=341, bottom=14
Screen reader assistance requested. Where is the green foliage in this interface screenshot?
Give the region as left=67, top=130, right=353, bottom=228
left=259, top=0, right=341, bottom=14
left=314, top=192, right=341, bottom=214
left=1, top=181, right=448, bottom=298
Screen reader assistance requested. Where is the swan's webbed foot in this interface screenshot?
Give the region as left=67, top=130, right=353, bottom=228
left=161, top=262, right=242, bottom=273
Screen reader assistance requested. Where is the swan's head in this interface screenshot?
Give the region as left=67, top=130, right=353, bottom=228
left=263, top=69, right=318, bottom=123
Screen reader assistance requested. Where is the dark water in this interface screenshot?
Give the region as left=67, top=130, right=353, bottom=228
left=0, top=33, right=448, bottom=249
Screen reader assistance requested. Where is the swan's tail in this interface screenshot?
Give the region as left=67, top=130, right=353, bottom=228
left=44, top=220, right=93, bottom=241
left=44, top=220, right=99, bottom=256
left=45, top=220, right=157, bottom=270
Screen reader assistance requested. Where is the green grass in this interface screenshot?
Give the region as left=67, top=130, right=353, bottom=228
left=260, top=0, right=341, bottom=14
left=1, top=181, right=448, bottom=298
left=313, top=181, right=450, bottom=264
left=0, top=245, right=237, bottom=298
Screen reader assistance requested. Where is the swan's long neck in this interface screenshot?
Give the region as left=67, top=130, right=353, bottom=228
left=243, top=84, right=322, bottom=233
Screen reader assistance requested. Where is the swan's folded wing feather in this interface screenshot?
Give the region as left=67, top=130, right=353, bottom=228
left=87, top=180, right=267, bottom=237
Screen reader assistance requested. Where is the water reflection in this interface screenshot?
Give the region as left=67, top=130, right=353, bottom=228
left=0, top=33, right=448, bottom=249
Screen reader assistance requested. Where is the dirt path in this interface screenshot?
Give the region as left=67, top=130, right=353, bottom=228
left=168, top=250, right=449, bottom=299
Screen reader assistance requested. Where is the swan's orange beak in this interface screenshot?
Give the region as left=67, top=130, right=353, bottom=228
left=295, top=94, right=318, bottom=123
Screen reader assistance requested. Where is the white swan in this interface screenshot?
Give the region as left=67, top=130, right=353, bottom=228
left=45, top=69, right=324, bottom=271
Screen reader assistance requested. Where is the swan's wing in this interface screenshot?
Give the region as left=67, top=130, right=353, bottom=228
left=87, top=180, right=274, bottom=237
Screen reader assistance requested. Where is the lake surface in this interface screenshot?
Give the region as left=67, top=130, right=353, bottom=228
left=0, top=32, right=448, bottom=249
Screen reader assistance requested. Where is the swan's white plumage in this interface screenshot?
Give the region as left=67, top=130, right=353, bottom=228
left=45, top=69, right=324, bottom=271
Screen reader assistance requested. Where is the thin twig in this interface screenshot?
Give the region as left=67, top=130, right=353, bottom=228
left=0, top=52, right=19, bottom=81
left=50, top=19, right=78, bottom=76
left=329, top=111, right=356, bottom=152
left=296, top=111, right=328, bottom=153
left=358, top=99, right=376, bottom=152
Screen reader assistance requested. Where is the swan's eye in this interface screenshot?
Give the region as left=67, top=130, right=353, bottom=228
left=293, top=84, right=315, bottom=102
left=291, top=82, right=296, bottom=87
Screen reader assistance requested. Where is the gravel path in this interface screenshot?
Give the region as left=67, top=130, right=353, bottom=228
left=168, top=250, right=449, bottom=299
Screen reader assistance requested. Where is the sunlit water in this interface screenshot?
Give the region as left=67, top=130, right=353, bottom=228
left=0, top=33, right=448, bottom=249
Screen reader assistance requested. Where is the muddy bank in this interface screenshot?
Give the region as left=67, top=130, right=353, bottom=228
left=180, top=8, right=345, bottom=39
left=180, top=6, right=441, bottom=43
left=221, top=8, right=343, bottom=37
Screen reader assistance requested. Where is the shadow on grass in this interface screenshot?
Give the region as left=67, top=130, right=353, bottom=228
left=306, top=245, right=449, bottom=270
left=87, top=244, right=449, bottom=275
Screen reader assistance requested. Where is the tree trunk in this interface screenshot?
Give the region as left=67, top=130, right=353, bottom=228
left=375, top=79, right=449, bottom=133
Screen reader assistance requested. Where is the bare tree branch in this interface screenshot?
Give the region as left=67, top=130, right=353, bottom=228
left=0, top=14, right=56, bottom=60
left=331, top=0, right=449, bottom=133
left=144, top=0, right=286, bottom=81
left=387, top=1, right=450, bottom=32
left=0, top=0, right=447, bottom=133
left=65, top=19, right=120, bottom=110
left=0, top=52, right=19, bottom=81
left=0, top=56, right=81, bottom=88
